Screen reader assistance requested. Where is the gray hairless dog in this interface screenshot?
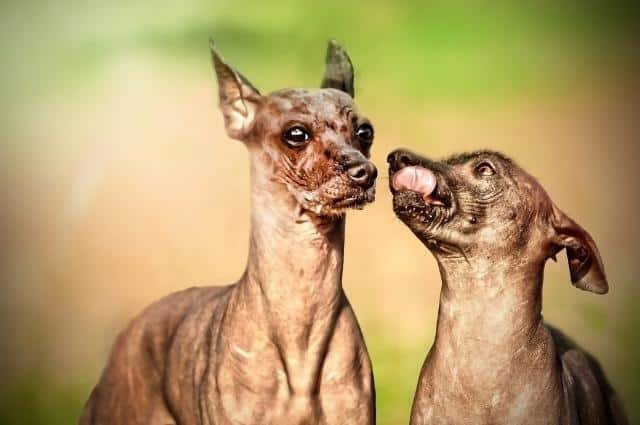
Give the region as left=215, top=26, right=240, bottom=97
left=79, top=41, right=377, bottom=425
left=387, top=149, right=627, bottom=425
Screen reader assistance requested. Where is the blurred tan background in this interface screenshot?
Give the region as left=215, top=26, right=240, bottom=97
left=1, top=1, right=639, bottom=423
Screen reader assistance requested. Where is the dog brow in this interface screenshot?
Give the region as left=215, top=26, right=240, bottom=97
left=444, top=150, right=514, bottom=165
left=340, top=105, right=353, bottom=117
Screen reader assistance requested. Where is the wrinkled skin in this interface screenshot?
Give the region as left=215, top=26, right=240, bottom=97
left=387, top=149, right=628, bottom=425
left=80, top=42, right=376, bottom=425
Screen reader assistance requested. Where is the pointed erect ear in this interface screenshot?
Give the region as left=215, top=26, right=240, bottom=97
left=209, top=40, right=261, bottom=141
left=320, top=40, right=355, bottom=98
left=550, top=204, right=608, bottom=294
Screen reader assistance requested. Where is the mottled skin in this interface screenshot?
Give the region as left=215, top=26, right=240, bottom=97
left=387, top=149, right=628, bottom=425
left=80, top=41, right=376, bottom=425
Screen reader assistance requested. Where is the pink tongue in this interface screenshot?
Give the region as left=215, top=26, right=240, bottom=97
left=392, top=166, right=437, bottom=198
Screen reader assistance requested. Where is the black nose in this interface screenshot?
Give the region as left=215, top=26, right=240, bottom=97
left=346, top=158, right=377, bottom=188
left=387, top=149, right=415, bottom=171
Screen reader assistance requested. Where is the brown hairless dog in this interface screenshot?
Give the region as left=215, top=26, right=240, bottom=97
left=79, top=41, right=377, bottom=425
left=387, top=149, right=627, bottom=425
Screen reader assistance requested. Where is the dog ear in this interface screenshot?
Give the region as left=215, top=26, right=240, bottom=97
left=321, top=40, right=355, bottom=98
left=209, top=40, right=262, bottom=140
left=550, top=203, right=608, bottom=294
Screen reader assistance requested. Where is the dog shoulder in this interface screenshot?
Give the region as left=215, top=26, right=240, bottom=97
left=547, top=324, right=629, bottom=425
left=107, top=285, right=232, bottom=368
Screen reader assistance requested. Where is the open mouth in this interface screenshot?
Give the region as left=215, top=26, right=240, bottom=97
left=390, top=165, right=453, bottom=223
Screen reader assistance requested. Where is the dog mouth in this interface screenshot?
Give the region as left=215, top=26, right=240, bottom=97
left=333, top=185, right=375, bottom=207
left=323, top=185, right=375, bottom=215
left=389, top=165, right=454, bottom=225
left=298, top=184, right=375, bottom=218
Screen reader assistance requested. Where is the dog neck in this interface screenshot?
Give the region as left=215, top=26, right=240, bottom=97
left=415, top=254, right=562, bottom=424
left=431, top=255, right=547, bottom=372
left=243, top=155, right=345, bottom=311
left=222, top=154, right=346, bottom=385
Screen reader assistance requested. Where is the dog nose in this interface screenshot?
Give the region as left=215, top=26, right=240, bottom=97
left=387, top=150, right=414, bottom=171
left=346, top=159, right=377, bottom=188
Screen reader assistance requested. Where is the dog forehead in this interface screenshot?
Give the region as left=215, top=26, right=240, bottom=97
left=437, top=150, right=550, bottom=200
left=444, top=150, right=514, bottom=166
left=264, top=88, right=354, bottom=117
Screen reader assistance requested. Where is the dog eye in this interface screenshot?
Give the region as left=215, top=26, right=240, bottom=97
left=355, top=123, right=374, bottom=145
left=475, top=162, right=495, bottom=177
left=282, top=125, right=311, bottom=147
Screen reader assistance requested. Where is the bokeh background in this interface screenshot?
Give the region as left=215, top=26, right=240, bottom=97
left=1, top=1, right=639, bottom=423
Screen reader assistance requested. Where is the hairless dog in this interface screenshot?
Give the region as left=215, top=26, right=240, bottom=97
left=387, top=149, right=627, bottom=425
left=80, top=41, right=377, bottom=425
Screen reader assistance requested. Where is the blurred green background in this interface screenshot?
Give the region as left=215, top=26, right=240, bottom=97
left=1, top=1, right=639, bottom=424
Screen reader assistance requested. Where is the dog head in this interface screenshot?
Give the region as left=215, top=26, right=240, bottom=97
left=211, top=40, right=377, bottom=218
left=388, top=148, right=607, bottom=294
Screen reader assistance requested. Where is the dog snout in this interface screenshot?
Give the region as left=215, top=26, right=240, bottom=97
left=387, top=149, right=417, bottom=172
left=346, top=157, right=378, bottom=188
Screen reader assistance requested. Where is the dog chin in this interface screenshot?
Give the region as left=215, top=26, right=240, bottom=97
left=393, top=191, right=437, bottom=221
left=392, top=191, right=453, bottom=243
left=335, top=186, right=375, bottom=207
left=393, top=203, right=464, bottom=254
left=302, top=187, right=375, bottom=218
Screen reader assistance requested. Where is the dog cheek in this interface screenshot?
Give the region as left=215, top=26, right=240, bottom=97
left=311, top=158, right=340, bottom=190
left=277, top=149, right=320, bottom=191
